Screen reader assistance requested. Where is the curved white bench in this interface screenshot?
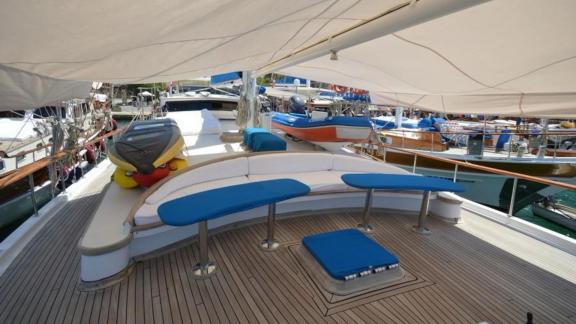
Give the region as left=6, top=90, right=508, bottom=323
left=80, top=152, right=463, bottom=282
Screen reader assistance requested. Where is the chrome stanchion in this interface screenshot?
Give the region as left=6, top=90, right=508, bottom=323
left=508, top=177, right=518, bottom=217
left=453, top=164, right=459, bottom=183
left=412, top=154, right=418, bottom=174
left=412, top=190, right=432, bottom=235
left=260, top=203, right=280, bottom=251
left=358, top=189, right=374, bottom=233
left=193, top=220, right=216, bottom=278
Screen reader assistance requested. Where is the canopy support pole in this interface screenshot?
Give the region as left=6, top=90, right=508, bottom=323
left=242, top=71, right=258, bottom=128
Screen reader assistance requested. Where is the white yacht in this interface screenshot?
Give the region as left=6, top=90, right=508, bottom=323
left=1, top=1, right=576, bottom=323
left=160, top=88, right=240, bottom=120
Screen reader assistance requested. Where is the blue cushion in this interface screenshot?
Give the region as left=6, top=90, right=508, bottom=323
left=158, top=179, right=310, bottom=226
left=303, top=229, right=399, bottom=280
left=251, top=133, right=286, bottom=152
left=341, top=173, right=465, bottom=193
left=243, top=128, right=268, bottom=147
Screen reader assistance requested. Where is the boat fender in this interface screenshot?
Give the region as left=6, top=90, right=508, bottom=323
left=85, top=145, right=96, bottom=164
left=113, top=167, right=139, bottom=189
left=168, top=158, right=188, bottom=171
left=132, top=165, right=170, bottom=188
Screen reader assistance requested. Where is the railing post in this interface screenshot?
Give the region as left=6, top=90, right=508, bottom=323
left=28, top=173, right=39, bottom=217
left=59, top=160, right=67, bottom=192
left=431, top=132, right=434, bottom=152
left=48, top=161, right=55, bottom=198
left=453, top=164, right=459, bottom=183
left=508, top=177, right=518, bottom=217
left=412, top=154, right=418, bottom=174
left=401, top=130, right=405, bottom=148
left=553, top=135, right=558, bottom=158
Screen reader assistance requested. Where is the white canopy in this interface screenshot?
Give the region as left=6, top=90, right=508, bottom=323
left=1, top=0, right=575, bottom=117
left=0, top=65, right=91, bottom=110
left=0, top=0, right=481, bottom=110
left=281, top=0, right=576, bottom=117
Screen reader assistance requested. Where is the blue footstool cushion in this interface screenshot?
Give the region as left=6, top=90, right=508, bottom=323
left=302, top=229, right=399, bottom=281
left=251, top=133, right=286, bottom=152
left=243, top=128, right=269, bottom=147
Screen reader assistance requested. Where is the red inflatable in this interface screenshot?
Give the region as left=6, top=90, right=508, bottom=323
left=330, top=84, right=348, bottom=94
left=132, top=165, right=170, bottom=188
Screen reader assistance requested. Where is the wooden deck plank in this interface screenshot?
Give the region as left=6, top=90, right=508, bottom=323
left=1, top=198, right=576, bottom=323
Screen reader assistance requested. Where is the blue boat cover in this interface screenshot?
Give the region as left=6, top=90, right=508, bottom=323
left=243, top=128, right=268, bottom=147
left=303, top=229, right=398, bottom=280
left=496, top=129, right=512, bottom=149
left=272, top=113, right=371, bottom=128
left=158, top=179, right=310, bottom=226
left=341, top=173, right=465, bottom=192
left=251, top=133, right=286, bottom=152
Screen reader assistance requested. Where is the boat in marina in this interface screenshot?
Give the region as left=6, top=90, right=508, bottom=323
left=2, top=1, right=576, bottom=323
left=532, top=197, right=576, bottom=231
left=160, top=87, right=240, bottom=120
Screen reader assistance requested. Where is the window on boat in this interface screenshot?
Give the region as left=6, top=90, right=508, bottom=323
left=0, top=159, right=4, bottom=171
left=164, top=100, right=237, bottom=112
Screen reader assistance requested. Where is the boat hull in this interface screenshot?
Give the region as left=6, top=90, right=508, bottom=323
left=273, top=122, right=370, bottom=142
left=532, top=203, right=576, bottom=231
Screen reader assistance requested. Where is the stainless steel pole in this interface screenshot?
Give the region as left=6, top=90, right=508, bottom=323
left=413, top=190, right=432, bottom=235
left=358, top=189, right=374, bottom=232
left=508, top=177, right=518, bottom=217
left=453, top=164, right=459, bottom=183
left=260, top=203, right=280, bottom=250
left=192, top=220, right=216, bottom=278
left=412, top=154, right=418, bottom=174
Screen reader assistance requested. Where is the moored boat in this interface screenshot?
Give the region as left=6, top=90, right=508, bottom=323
left=532, top=197, right=576, bottom=231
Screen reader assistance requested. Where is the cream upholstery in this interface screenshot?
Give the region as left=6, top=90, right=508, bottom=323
left=134, top=152, right=452, bottom=226
left=146, top=157, right=248, bottom=204
left=136, top=176, right=249, bottom=225
left=248, top=153, right=333, bottom=175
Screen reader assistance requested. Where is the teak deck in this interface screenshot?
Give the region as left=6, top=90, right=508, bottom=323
left=1, top=184, right=576, bottom=323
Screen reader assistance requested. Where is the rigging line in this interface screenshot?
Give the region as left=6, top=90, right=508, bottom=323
left=0, top=17, right=360, bottom=66
left=391, top=33, right=492, bottom=89
left=131, top=1, right=329, bottom=83
left=491, top=55, right=576, bottom=88
left=290, top=0, right=362, bottom=52
left=268, top=0, right=340, bottom=62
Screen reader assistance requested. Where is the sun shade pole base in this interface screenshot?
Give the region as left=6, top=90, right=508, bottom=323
left=358, top=188, right=374, bottom=233
left=193, top=220, right=216, bottom=278
left=260, top=203, right=280, bottom=251
left=412, top=190, right=432, bottom=235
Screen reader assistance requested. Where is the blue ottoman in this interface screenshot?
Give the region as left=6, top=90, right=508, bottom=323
left=298, top=229, right=404, bottom=294
left=243, top=128, right=269, bottom=147
left=251, top=133, right=287, bottom=152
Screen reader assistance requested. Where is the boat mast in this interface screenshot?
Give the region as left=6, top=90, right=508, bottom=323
left=241, top=71, right=258, bottom=128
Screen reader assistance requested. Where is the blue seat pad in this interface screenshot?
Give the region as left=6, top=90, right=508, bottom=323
left=341, top=173, right=464, bottom=192
left=243, top=128, right=268, bottom=146
left=303, top=229, right=398, bottom=280
left=251, top=132, right=286, bottom=151
left=272, top=113, right=371, bottom=128
left=158, top=179, right=310, bottom=226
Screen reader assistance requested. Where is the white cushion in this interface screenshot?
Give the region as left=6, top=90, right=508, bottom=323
left=146, top=157, right=249, bottom=204
left=332, top=155, right=409, bottom=174
left=135, top=176, right=249, bottom=225
left=249, top=171, right=351, bottom=193
left=166, top=109, right=221, bottom=136
left=249, top=153, right=333, bottom=175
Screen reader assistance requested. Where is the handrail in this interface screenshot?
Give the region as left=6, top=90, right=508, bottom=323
left=360, top=143, right=576, bottom=191
left=378, top=128, right=576, bottom=137
left=0, top=127, right=125, bottom=189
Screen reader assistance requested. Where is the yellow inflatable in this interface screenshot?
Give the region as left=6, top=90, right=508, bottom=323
left=113, top=167, right=139, bottom=189
left=560, top=121, right=575, bottom=129
left=168, top=158, right=188, bottom=171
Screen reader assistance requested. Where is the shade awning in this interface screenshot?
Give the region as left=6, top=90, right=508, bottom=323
left=280, top=0, right=576, bottom=117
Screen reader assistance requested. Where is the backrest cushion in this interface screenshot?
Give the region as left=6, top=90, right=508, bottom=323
left=332, top=154, right=410, bottom=174
left=248, top=153, right=333, bottom=175
left=146, top=157, right=249, bottom=204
